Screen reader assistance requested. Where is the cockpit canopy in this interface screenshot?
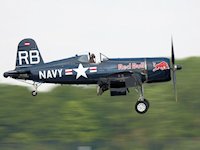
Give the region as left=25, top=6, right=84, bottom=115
left=76, top=53, right=109, bottom=64
left=78, top=55, right=89, bottom=63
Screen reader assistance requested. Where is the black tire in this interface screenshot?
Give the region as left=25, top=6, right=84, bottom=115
left=144, top=99, right=150, bottom=109
left=135, top=101, right=148, bottom=114
left=32, top=91, right=37, bottom=96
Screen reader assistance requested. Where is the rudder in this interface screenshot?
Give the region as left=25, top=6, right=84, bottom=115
left=16, top=38, right=44, bottom=68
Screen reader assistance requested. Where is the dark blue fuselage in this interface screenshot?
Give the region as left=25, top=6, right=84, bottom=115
left=24, top=55, right=171, bottom=84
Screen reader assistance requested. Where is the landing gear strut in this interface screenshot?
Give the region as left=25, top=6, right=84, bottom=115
left=135, top=84, right=150, bottom=114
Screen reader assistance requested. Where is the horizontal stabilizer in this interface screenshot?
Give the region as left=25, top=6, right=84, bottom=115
left=3, top=70, right=30, bottom=79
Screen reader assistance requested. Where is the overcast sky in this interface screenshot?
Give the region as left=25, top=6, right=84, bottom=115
left=1, top=0, right=200, bottom=87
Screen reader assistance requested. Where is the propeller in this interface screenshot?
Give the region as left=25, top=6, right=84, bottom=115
left=171, top=37, right=182, bottom=102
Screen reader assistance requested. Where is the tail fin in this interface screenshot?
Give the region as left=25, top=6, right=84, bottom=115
left=16, top=38, right=44, bottom=68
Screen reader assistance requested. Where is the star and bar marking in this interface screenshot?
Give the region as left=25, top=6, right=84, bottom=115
left=73, top=64, right=88, bottom=79
left=65, top=63, right=97, bottom=79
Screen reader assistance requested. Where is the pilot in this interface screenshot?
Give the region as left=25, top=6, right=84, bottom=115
left=89, top=53, right=96, bottom=63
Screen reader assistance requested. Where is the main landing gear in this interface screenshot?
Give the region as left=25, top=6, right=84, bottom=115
left=135, top=99, right=149, bottom=114
left=134, top=85, right=150, bottom=114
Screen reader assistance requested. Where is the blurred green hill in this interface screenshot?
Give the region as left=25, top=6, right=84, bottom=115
left=0, top=57, right=200, bottom=150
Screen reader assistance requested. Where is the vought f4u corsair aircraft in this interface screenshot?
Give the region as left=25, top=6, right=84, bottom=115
left=4, top=38, right=182, bottom=114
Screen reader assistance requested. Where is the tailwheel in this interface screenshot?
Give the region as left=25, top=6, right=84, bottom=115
left=135, top=99, right=149, bottom=114
left=32, top=90, right=38, bottom=96
left=31, top=82, right=42, bottom=96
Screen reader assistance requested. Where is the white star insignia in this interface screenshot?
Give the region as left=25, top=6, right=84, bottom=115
left=73, top=63, right=88, bottom=79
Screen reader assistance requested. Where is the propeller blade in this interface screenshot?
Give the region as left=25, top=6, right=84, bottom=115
left=171, top=37, right=178, bottom=102
left=173, top=70, right=178, bottom=102
left=171, top=37, right=175, bottom=66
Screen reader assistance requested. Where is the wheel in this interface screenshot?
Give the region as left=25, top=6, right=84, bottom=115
left=32, top=91, right=37, bottom=96
left=135, top=101, right=148, bottom=114
left=138, top=98, right=150, bottom=109
left=144, top=99, right=150, bottom=109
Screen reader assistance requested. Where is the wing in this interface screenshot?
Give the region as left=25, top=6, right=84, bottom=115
left=97, top=71, right=145, bottom=96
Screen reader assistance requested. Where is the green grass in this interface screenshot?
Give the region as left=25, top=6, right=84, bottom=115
left=0, top=57, right=200, bottom=150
